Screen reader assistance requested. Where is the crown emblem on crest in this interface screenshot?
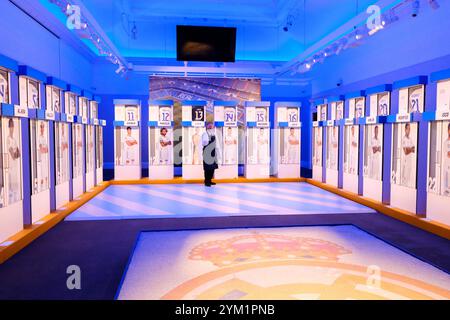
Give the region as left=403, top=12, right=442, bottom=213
left=189, top=233, right=351, bottom=267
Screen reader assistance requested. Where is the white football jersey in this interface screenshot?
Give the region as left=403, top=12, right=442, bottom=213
left=0, top=72, right=8, bottom=103
left=402, top=135, right=414, bottom=151
left=355, top=99, right=364, bottom=118
left=29, top=82, right=39, bottom=108
left=378, top=95, right=389, bottom=116
left=445, top=138, right=450, bottom=163
left=256, top=108, right=267, bottom=122
left=409, top=88, right=423, bottom=113
left=52, top=90, right=60, bottom=112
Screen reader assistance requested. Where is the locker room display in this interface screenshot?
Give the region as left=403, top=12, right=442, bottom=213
left=18, top=66, right=50, bottom=223
left=362, top=85, right=391, bottom=203
left=181, top=101, right=207, bottom=180
left=0, top=60, right=106, bottom=244
left=244, top=101, right=271, bottom=179
left=272, top=102, right=301, bottom=178
left=2, top=47, right=450, bottom=247
left=387, top=76, right=427, bottom=213
left=90, top=97, right=106, bottom=185
left=213, top=101, right=239, bottom=179
left=341, top=91, right=365, bottom=194
left=0, top=56, right=26, bottom=243
left=46, top=77, right=69, bottom=210
left=425, top=69, right=450, bottom=226
left=148, top=100, right=174, bottom=180
left=325, top=98, right=343, bottom=187
left=81, top=91, right=96, bottom=191
left=64, top=86, right=78, bottom=202
left=0, top=56, right=104, bottom=245
left=312, top=100, right=326, bottom=182
left=114, top=100, right=142, bottom=181
left=68, top=85, right=84, bottom=199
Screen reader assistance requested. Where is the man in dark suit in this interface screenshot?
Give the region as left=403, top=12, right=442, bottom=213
left=202, top=122, right=219, bottom=187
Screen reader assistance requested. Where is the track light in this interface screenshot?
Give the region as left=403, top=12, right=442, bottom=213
left=49, top=0, right=128, bottom=77
left=115, top=64, right=126, bottom=74
left=336, top=38, right=348, bottom=54
left=287, top=0, right=424, bottom=78
left=368, top=17, right=384, bottom=36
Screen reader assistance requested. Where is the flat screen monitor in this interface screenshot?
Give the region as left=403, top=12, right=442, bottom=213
left=177, top=25, right=236, bottom=62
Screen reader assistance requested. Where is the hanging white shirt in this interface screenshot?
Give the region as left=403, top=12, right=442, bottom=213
left=224, top=133, right=237, bottom=164
left=7, top=135, right=20, bottom=203
left=401, top=135, right=415, bottom=187
left=350, top=134, right=358, bottom=174
left=257, top=133, right=269, bottom=164
left=443, top=138, right=450, bottom=193
left=60, top=134, right=68, bottom=182
left=330, top=134, right=338, bottom=169
left=159, top=134, right=171, bottom=164
left=370, top=136, right=382, bottom=180
left=124, top=134, right=137, bottom=164
left=38, top=134, right=49, bottom=190
left=287, top=133, right=299, bottom=164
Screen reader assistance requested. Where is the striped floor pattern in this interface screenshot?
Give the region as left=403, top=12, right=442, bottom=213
left=66, top=182, right=374, bottom=221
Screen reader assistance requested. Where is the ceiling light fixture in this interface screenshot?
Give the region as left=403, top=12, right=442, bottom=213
left=49, top=0, right=128, bottom=76
left=284, top=0, right=441, bottom=76
left=115, top=64, right=125, bottom=74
